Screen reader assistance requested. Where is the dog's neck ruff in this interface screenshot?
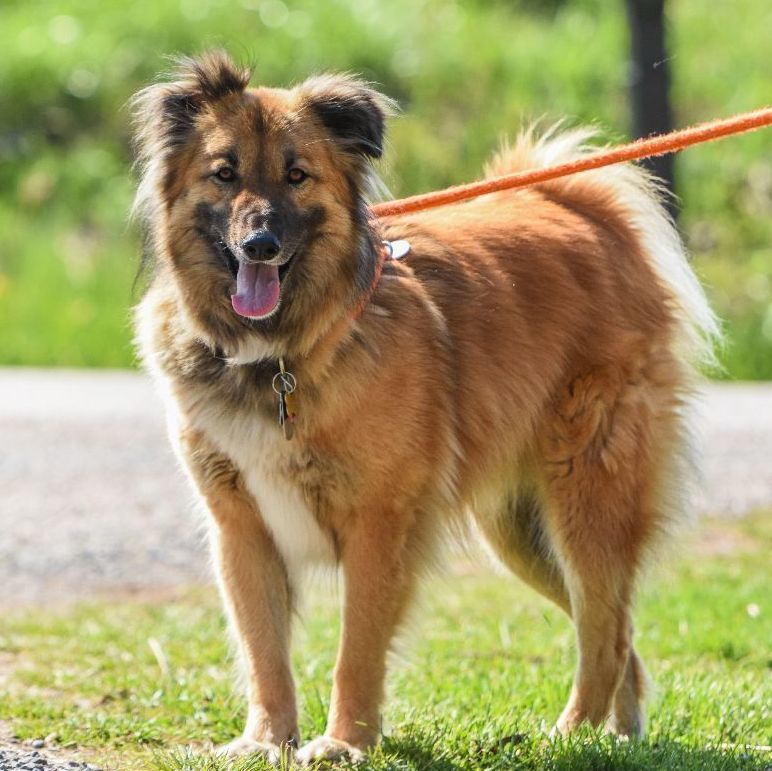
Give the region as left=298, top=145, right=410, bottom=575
left=273, top=239, right=410, bottom=440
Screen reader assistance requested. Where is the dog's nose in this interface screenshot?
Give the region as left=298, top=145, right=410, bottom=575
left=241, top=231, right=281, bottom=261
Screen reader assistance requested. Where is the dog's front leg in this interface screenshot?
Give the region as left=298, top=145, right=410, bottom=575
left=180, top=429, right=298, bottom=762
left=297, top=514, right=417, bottom=765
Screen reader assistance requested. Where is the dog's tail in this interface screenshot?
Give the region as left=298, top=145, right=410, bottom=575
left=485, top=126, right=721, bottom=370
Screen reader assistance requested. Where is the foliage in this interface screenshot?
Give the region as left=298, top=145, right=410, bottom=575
left=0, top=0, right=770, bottom=374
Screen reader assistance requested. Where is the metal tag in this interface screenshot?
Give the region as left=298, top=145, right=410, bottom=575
left=272, top=357, right=297, bottom=440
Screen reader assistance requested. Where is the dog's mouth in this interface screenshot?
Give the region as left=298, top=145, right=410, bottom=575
left=219, top=246, right=295, bottom=320
left=215, top=239, right=297, bottom=320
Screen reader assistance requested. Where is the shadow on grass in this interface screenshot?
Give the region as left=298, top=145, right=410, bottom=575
left=147, top=737, right=767, bottom=771
left=379, top=730, right=768, bottom=771
left=145, top=726, right=768, bottom=770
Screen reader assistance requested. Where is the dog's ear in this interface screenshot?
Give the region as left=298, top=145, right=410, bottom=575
left=300, top=75, right=392, bottom=159
left=179, top=50, right=252, bottom=103
left=132, top=51, right=251, bottom=154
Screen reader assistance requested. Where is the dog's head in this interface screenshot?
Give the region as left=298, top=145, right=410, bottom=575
left=132, top=51, right=391, bottom=358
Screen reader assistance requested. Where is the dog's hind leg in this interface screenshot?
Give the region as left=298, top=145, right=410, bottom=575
left=609, top=646, right=648, bottom=737
left=475, top=487, right=571, bottom=614
left=477, top=484, right=647, bottom=737
left=536, top=369, right=667, bottom=738
left=551, top=571, right=638, bottom=736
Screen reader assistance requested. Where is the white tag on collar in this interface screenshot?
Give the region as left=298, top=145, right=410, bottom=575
left=384, top=239, right=411, bottom=260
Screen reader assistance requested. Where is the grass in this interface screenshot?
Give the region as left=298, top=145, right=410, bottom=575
left=1, top=513, right=769, bottom=770
left=0, top=0, right=771, bottom=375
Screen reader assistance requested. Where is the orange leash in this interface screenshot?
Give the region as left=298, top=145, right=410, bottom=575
left=371, top=107, right=772, bottom=218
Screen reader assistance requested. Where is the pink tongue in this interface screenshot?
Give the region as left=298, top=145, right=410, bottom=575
left=231, top=262, right=281, bottom=318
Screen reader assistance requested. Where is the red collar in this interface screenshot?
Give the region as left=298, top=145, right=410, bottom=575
left=351, top=239, right=410, bottom=320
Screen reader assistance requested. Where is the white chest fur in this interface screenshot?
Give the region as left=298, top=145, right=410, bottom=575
left=170, top=385, right=336, bottom=578
left=242, top=456, right=336, bottom=575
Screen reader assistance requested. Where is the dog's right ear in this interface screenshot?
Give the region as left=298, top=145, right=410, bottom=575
left=132, top=51, right=251, bottom=155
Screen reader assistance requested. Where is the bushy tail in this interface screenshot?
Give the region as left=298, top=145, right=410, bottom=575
left=486, top=125, right=721, bottom=371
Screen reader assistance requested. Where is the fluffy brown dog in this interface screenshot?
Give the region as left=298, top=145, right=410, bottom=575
left=132, top=51, right=716, bottom=764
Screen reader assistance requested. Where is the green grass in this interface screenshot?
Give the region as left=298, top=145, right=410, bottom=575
left=0, top=0, right=770, bottom=375
left=1, top=514, right=770, bottom=770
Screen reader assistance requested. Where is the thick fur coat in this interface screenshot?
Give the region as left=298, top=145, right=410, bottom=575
left=132, top=51, right=717, bottom=764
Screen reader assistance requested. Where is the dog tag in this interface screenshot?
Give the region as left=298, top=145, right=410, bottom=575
left=277, top=391, right=287, bottom=424
left=272, top=358, right=298, bottom=440
left=276, top=391, right=296, bottom=440
left=282, top=400, right=295, bottom=440
left=284, top=390, right=298, bottom=422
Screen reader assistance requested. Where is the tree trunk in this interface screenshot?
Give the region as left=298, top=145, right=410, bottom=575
left=625, top=0, right=677, bottom=218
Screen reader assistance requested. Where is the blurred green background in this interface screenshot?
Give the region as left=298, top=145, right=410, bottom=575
left=0, top=0, right=770, bottom=375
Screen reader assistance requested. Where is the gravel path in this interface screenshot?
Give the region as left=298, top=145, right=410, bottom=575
left=1, top=369, right=771, bottom=611
left=0, top=369, right=204, bottom=610
left=0, top=724, right=102, bottom=771
left=0, top=745, right=99, bottom=771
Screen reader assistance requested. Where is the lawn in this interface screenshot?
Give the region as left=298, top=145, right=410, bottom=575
left=0, top=0, right=771, bottom=376
left=1, top=512, right=769, bottom=770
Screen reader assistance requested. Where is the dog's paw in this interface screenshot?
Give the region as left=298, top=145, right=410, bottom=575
left=218, top=736, right=288, bottom=764
left=551, top=704, right=584, bottom=738
left=296, top=735, right=365, bottom=765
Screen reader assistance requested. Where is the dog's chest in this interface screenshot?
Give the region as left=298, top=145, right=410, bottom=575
left=180, top=388, right=337, bottom=575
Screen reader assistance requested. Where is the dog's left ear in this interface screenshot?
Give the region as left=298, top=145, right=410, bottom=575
left=300, top=75, right=392, bottom=159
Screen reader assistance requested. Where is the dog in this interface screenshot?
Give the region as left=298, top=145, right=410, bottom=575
left=131, top=51, right=717, bottom=764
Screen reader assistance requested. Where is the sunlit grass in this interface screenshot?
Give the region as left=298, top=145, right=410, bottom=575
left=1, top=513, right=769, bottom=770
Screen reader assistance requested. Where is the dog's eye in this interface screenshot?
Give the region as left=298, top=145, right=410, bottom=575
left=214, top=166, right=236, bottom=182
left=287, top=167, right=308, bottom=186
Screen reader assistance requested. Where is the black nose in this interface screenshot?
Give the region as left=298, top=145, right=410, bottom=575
left=241, top=231, right=281, bottom=261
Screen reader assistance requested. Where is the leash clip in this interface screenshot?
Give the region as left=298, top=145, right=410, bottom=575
left=383, top=239, right=410, bottom=260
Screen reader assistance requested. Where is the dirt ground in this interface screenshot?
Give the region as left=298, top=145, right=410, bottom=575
left=1, top=369, right=770, bottom=609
